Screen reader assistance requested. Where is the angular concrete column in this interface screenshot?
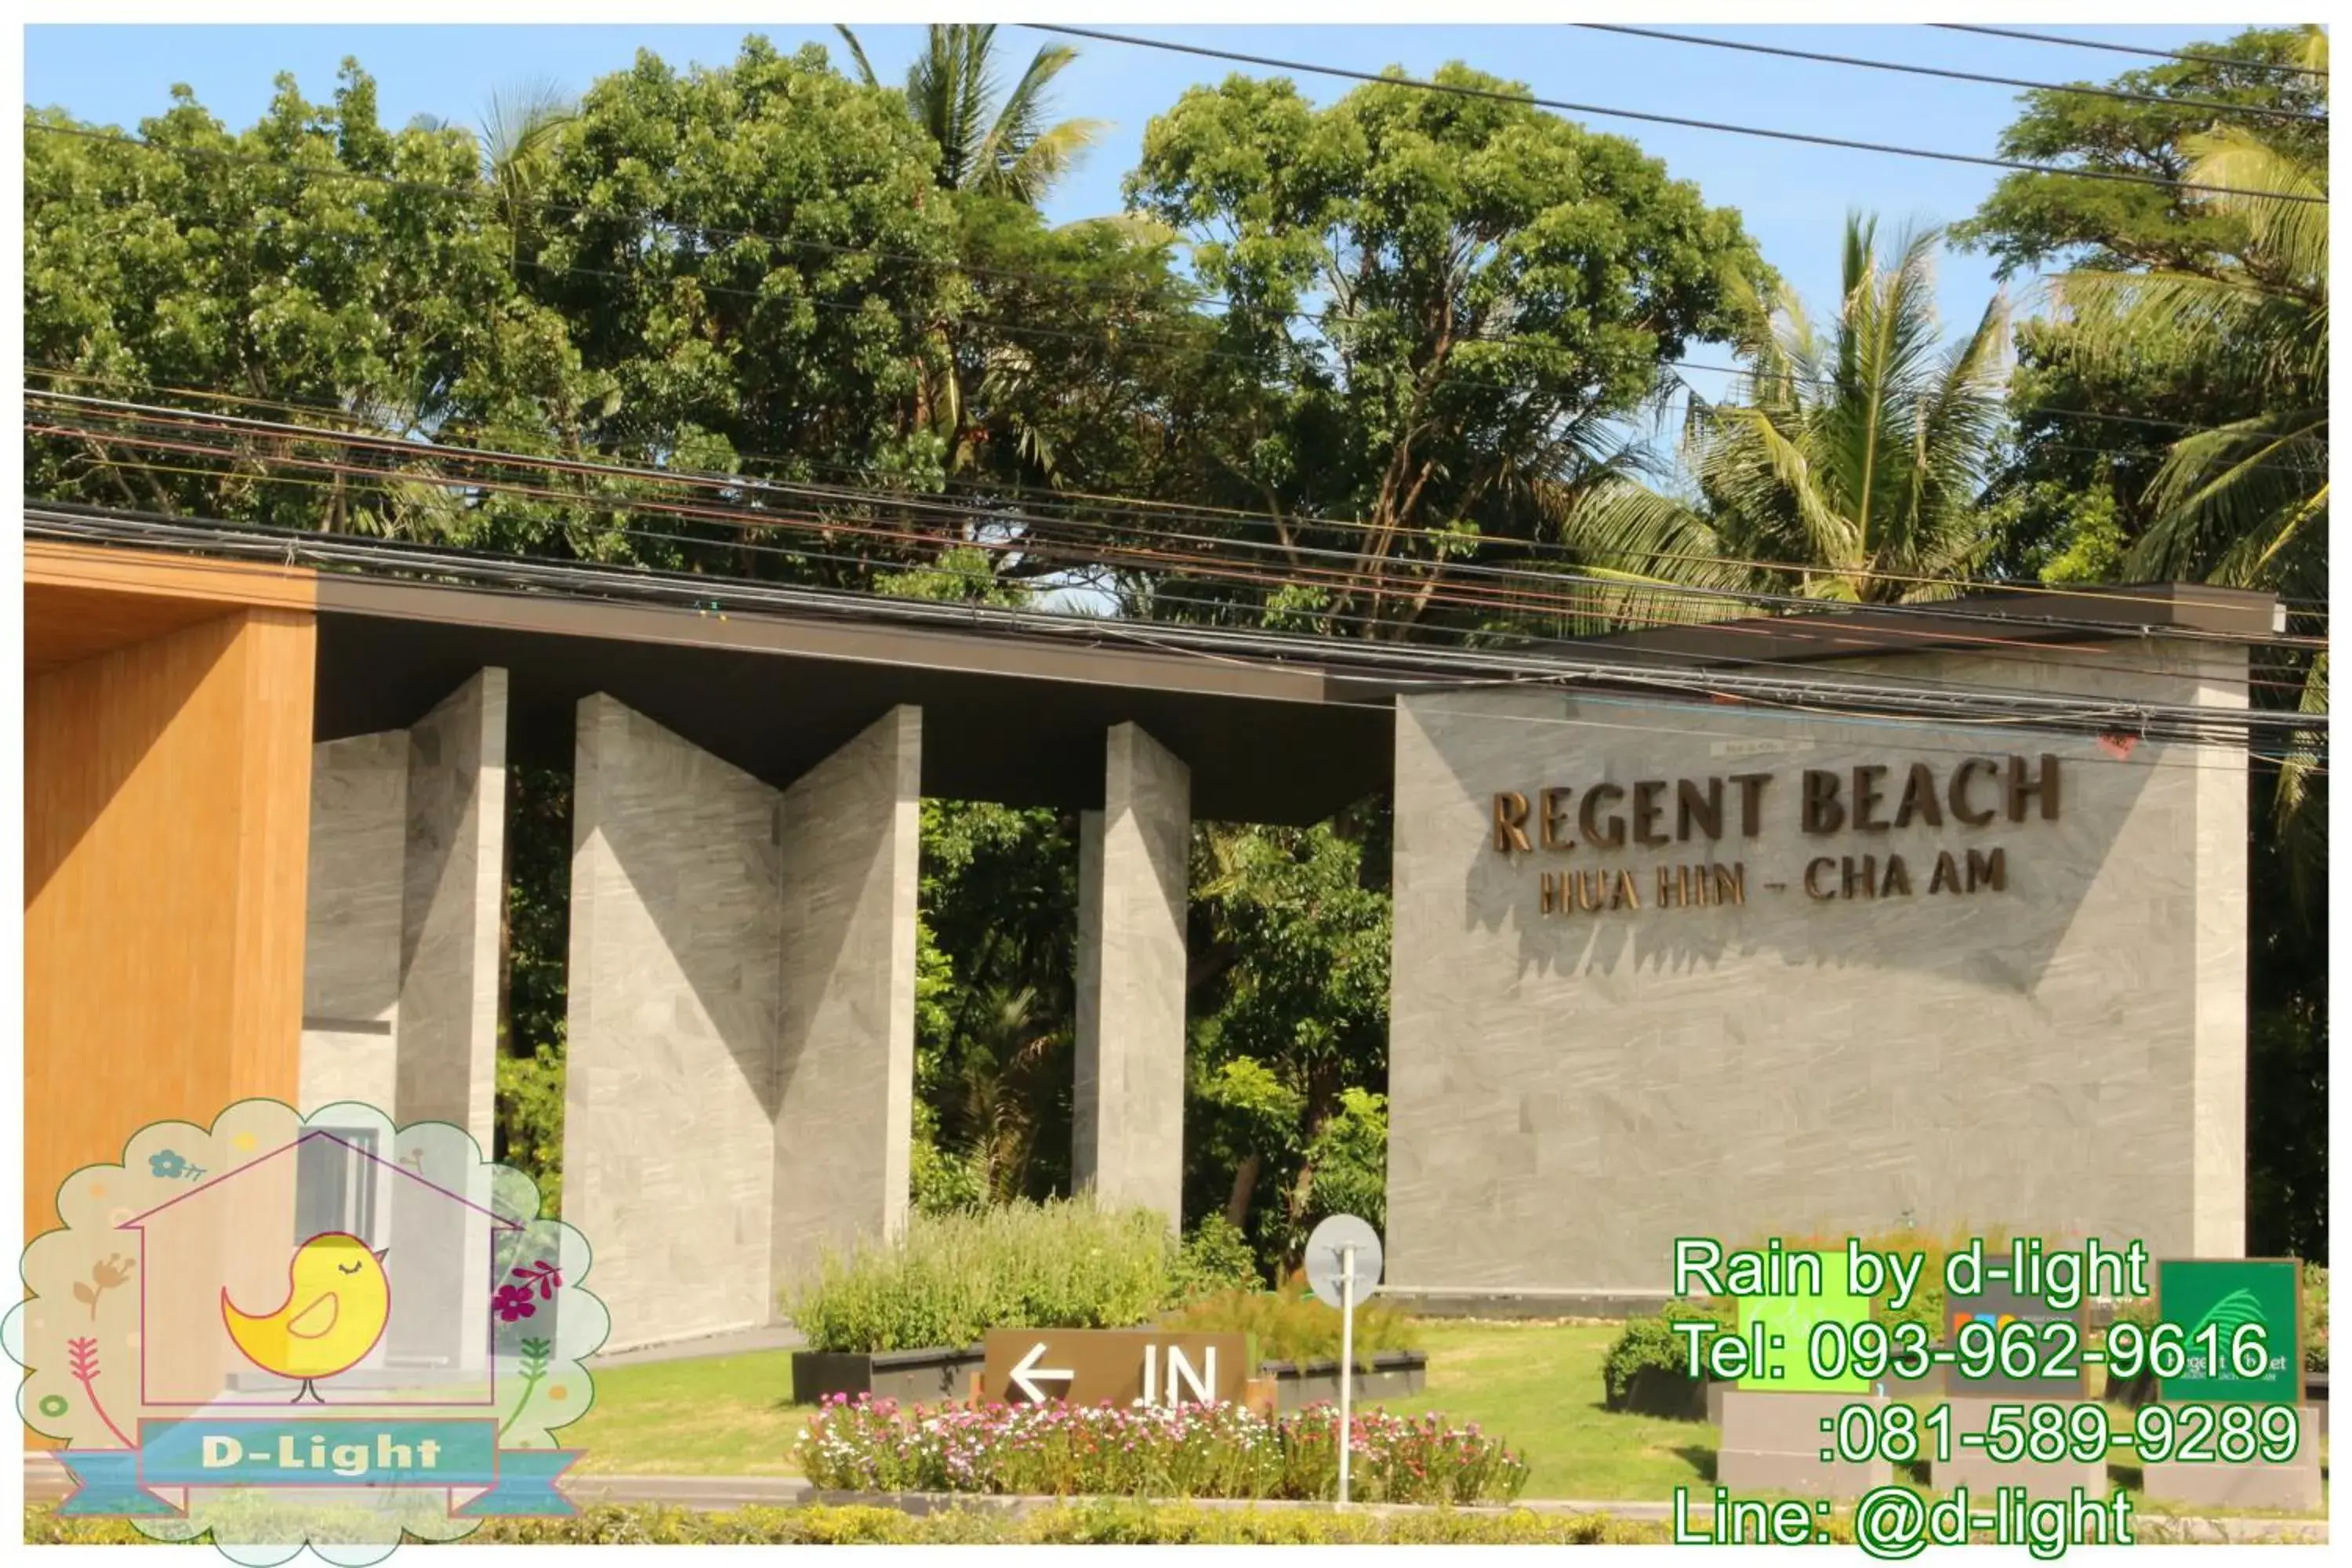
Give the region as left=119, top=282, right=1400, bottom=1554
left=300, top=670, right=506, bottom=1155
left=771, top=706, right=923, bottom=1289
left=1073, top=722, right=1191, bottom=1228
left=564, top=697, right=924, bottom=1352
left=397, top=670, right=508, bottom=1149
left=302, top=732, right=408, bottom=1116
left=564, top=695, right=782, bottom=1349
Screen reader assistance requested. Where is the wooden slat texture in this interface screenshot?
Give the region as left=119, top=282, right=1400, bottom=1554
left=24, top=541, right=315, bottom=672
left=25, top=606, right=318, bottom=1241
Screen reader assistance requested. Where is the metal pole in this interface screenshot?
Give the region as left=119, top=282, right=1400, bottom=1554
left=1338, top=1243, right=1356, bottom=1507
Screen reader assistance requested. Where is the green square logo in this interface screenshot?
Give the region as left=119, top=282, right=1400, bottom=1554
left=2157, top=1259, right=2301, bottom=1404
left=1737, top=1250, right=1868, bottom=1392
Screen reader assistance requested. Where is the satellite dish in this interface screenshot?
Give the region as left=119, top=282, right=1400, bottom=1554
left=1305, top=1214, right=1383, bottom=1305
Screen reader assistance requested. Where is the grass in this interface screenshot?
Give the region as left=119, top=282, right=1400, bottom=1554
left=565, top=1349, right=808, bottom=1475
left=1384, top=1321, right=1713, bottom=1501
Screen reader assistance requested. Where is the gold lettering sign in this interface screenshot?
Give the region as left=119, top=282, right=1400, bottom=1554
left=1490, top=756, right=2059, bottom=914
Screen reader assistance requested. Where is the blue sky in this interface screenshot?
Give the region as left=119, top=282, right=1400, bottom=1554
left=27, top=21, right=2253, bottom=408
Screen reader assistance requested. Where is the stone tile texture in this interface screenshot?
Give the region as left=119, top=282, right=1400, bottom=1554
left=1073, top=721, right=1190, bottom=1227
left=1386, top=641, right=2249, bottom=1299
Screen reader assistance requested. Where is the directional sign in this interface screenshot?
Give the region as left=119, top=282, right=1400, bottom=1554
left=980, top=1329, right=1250, bottom=1408
left=1305, top=1214, right=1382, bottom=1305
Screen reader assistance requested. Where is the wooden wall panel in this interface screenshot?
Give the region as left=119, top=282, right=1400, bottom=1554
left=25, top=606, right=318, bottom=1240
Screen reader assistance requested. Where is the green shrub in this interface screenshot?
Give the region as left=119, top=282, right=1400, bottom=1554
left=785, top=1198, right=1177, bottom=1353
left=1600, top=1299, right=1734, bottom=1406
left=23, top=1501, right=1672, bottom=1545
left=2301, top=1262, right=2327, bottom=1372
left=1171, top=1213, right=1263, bottom=1301
left=1161, top=1275, right=1419, bottom=1368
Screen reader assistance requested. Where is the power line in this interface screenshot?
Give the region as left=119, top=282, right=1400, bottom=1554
left=28, top=382, right=2331, bottom=653
left=1930, top=24, right=2330, bottom=81
left=27, top=123, right=2319, bottom=451
left=29, top=391, right=2325, bottom=669
left=25, top=503, right=2318, bottom=751
left=1022, top=25, right=2327, bottom=205
left=1575, top=24, right=2328, bottom=125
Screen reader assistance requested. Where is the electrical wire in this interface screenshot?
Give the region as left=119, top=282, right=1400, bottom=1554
left=50, top=430, right=2314, bottom=738
left=1929, top=24, right=2331, bottom=81
left=27, top=376, right=2324, bottom=630
left=27, top=503, right=2317, bottom=753
left=56, top=430, right=2318, bottom=712
left=1573, top=24, right=2328, bottom=125
left=34, top=390, right=2322, bottom=653
left=1022, top=25, right=2328, bottom=205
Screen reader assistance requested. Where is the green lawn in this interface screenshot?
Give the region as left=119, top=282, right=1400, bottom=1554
left=567, top=1348, right=808, bottom=1474
left=1383, top=1321, right=1711, bottom=1501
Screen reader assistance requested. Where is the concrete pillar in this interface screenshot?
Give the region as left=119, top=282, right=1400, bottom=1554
left=565, top=697, right=924, bottom=1352
left=398, top=670, right=509, bottom=1149
left=1073, top=721, right=1191, bottom=1227
left=564, top=695, right=782, bottom=1349
left=301, top=731, right=408, bottom=1115
left=298, top=671, right=507, bottom=1156
left=771, top=706, right=922, bottom=1292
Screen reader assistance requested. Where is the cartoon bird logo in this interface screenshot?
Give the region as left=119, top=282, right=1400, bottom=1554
left=222, top=1232, right=391, bottom=1404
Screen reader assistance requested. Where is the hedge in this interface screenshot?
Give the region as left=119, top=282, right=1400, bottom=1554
left=26, top=1501, right=1668, bottom=1546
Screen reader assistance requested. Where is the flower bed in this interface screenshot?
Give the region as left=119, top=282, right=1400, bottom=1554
left=795, top=1395, right=1530, bottom=1506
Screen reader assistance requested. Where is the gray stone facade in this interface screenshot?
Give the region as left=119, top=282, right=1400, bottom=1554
left=1074, top=722, right=1191, bottom=1228
left=565, top=696, right=921, bottom=1352
left=772, top=708, right=923, bottom=1286
left=300, top=670, right=507, bottom=1154
left=1385, top=642, right=2249, bottom=1301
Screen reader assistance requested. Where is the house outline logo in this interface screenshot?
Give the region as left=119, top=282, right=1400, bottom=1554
left=118, top=1128, right=521, bottom=1410
left=6, top=1098, right=609, bottom=1563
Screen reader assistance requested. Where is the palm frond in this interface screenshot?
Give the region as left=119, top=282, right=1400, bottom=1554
left=831, top=24, right=883, bottom=89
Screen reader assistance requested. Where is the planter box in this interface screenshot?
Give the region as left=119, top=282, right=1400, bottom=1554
left=1261, top=1350, right=1427, bottom=1410
left=1601, top=1367, right=1714, bottom=1423
left=792, top=1345, right=985, bottom=1406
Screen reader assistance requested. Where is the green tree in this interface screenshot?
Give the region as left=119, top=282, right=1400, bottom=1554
left=1125, top=64, right=1762, bottom=639
left=1679, top=215, right=2009, bottom=604
left=835, top=24, right=1105, bottom=203
left=1185, top=811, right=1392, bottom=1272
left=25, top=63, right=593, bottom=532
left=1951, top=24, right=2325, bottom=581
left=521, top=38, right=964, bottom=572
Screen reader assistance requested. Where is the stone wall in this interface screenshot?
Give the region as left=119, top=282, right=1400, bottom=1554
left=1385, top=641, right=2249, bottom=1301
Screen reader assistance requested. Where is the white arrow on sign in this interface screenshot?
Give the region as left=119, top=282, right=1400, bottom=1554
left=1009, top=1341, right=1074, bottom=1403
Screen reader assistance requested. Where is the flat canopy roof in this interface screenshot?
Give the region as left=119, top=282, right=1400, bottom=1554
left=26, top=511, right=2281, bottom=826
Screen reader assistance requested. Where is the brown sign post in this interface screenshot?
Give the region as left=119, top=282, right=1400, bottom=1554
left=981, top=1329, right=1251, bottom=1408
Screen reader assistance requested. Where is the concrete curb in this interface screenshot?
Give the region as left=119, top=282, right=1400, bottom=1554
left=21, top=1457, right=2326, bottom=1541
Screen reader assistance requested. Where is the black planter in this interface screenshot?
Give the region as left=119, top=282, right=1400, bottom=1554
left=2102, top=1366, right=2158, bottom=1409
left=791, top=1345, right=986, bottom=1406
left=1261, top=1351, right=1428, bottom=1410
left=1607, top=1367, right=1721, bottom=1422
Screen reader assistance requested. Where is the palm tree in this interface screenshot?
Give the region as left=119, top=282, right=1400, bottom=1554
left=835, top=24, right=1105, bottom=203
left=2053, top=34, right=2327, bottom=898
left=2056, top=147, right=2326, bottom=607
left=479, top=79, right=575, bottom=266
left=1683, top=215, right=2010, bottom=604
